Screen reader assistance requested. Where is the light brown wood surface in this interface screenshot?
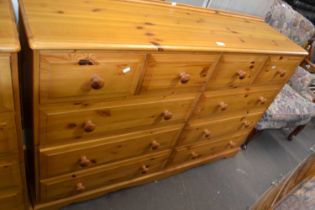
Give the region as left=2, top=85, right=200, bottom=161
left=18, top=0, right=308, bottom=209
left=19, top=0, right=307, bottom=55
left=0, top=55, right=14, bottom=112
left=0, top=2, right=28, bottom=209
left=0, top=0, right=20, bottom=52
left=179, top=112, right=263, bottom=146
left=40, top=150, right=171, bottom=202
left=39, top=125, right=182, bottom=178
left=39, top=95, right=194, bottom=146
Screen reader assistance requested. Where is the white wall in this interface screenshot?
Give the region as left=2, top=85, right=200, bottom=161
left=11, top=0, right=19, bottom=20
left=207, top=0, right=274, bottom=17
left=171, top=0, right=274, bottom=17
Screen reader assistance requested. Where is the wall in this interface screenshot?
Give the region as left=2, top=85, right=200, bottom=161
left=171, top=0, right=274, bottom=17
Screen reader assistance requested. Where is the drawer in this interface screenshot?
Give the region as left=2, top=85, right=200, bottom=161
left=0, top=158, right=21, bottom=190
left=179, top=112, right=262, bottom=146
left=207, top=54, right=267, bottom=89
left=40, top=151, right=170, bottom=202
left=0, top=55, right=14, bottom=112
left=39, top=95, right=194, bottom=146
left=39, top=124, right=182, bottom=178
left=254, top=55, right=303, bottom=85
left=171, top=135, right=245, bottom=165
left=141, top=53, right=218, bottom=93
left=0, top=113, right=18, bottom=156
left=192, top=86, right=279, bottom=120
left=40, top=51, right=145, bottom=103
left=0, top=190, right=23, bottom=210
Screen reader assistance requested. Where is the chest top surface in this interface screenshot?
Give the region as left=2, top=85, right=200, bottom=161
left=0, top=0, right=20, bottom=52
left=20, top=0, right=306, bottom=55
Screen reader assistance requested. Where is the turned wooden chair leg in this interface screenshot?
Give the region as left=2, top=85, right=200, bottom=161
left=287, top=124, right=306, bottom=141
left=241, top=128, right=260, bottom=150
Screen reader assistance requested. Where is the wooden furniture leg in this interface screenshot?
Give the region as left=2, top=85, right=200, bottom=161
left=241, top=128, right=261, bottom=150
left=287, top=124, right=307, bottom=141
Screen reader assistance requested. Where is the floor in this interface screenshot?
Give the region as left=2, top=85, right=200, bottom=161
left=64, top=120, right=315, bottom=210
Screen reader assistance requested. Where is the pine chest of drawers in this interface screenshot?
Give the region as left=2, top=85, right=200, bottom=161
left=19, top=0, right=307, bottom=209
left=0, top=0, right=28, bottom=209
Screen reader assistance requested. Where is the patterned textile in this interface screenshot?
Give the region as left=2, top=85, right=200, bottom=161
left=275, top=178, right=315, bottom=210
left=288, top=66, right=315, bottom=101
left=265, top=0, right=315, bottom=46
left=256, top=84, right=315, bottom=130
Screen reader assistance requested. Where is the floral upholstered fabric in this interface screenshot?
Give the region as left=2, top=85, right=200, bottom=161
left=265, top=0, right=315, bottom=47
left=288, top=66, right=315, bottom=101
left=275, top=178, right=315, bottom=210
left=256, top=84, right=315, bottom=130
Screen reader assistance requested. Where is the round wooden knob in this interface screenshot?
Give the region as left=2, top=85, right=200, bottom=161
left=162, top=110, right=173, bottom=120
left=218, top=101, right=228, bottom=111
left=79, top=156, right=91, bottom=167
left=150, top=140, right=160, bottom=150
left=190, top=151, right=199, bottom=160
left=258, top=96, right=266, bottom=105
left=242, top=120, right=250, bottom=128
left=83, top=120, right=96, bottom=132
left=277, top=69, right=286, bottom=77
left=178, top=72, right=191, bottom=84
left=236, top=70, right=247, bottom=80
left=203, top=129, right=211, bottom=139
left=90, top=75, right=104, bottom=90
left=229, top=141, right=237, bottom=147
left=76, top=182, right=85, bottom=192
left=141, top=165, right=149, bottom=174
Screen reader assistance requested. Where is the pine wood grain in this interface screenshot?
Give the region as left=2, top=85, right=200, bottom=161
left=0, top=0, right=20, bottom=52
left=19, top=0, right=307, bottom=55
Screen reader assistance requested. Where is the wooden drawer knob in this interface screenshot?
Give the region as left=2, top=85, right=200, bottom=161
left=76, top=182, right=86, bottom=192
left=141, top=165, right=149, bottom=174
left=150, top=140, right=160, bottom=150
left=83, top=120, right=96, bottom=132
left=90, top=75, right=104, bottom=90
left=258, top=96, right=266, bottom=105
left=190, top=151, right=199, bottom=160
left=178, top=72, right=191, bottom=84
left=162, top=110, right=173, bottom=120
left=236, top=70, right=247, bottom=80
left=229, top=141, right=237, bottom=147
left=79, top=156, right=91, bottom=167
left=277, top=69, right=286, bottom=77
left=78, top=59, right=93, bottom=65
left=203, top=129, right=211, bottom=139
left=218, top=101, right=228, bottom=111
left=242, top=120, right=250, bottom=128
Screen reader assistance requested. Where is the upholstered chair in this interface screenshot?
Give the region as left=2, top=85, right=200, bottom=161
left=243, top=0, right=315, bottom=149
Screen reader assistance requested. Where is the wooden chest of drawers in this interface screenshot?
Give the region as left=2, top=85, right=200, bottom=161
left=19, top=0, right=307, bottom=209
left=0, top=0, right=28, bottom=209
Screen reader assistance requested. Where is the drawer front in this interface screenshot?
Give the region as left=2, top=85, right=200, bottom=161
left=40, top=151, right=170, bottom=202
left=171, top=135, right=245, bottom=165
left=40, top=125, right=182, bottom=178
left=193, top=86, right=279, bottom=120
left=254, top=55, right=303, bottom=85
left=207, top=54, right=267, bottom=89
left=0, top=159, right=21, bottom=190
left=0, top=191, right=23, bottom=210
left=0, top=55, right=14, bottom=112
left=141, top=53, right=218, bottom=93
left=40, top=52, right=145, bottom=103
left=0, top=113, right=17, bottom=156
left=40, top=96, right=194, bottom=146
left=180, top=112, right=262, bottom=146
